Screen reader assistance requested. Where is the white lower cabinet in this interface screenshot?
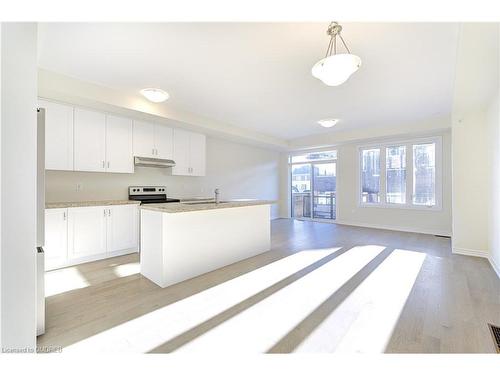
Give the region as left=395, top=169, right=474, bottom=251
left=44, top=204, right=139, bottom=270
left=44, top=208, right=69, bottom=270
left=106, top=205, right=138, bottom=253
left=68, top=206, right=108, bottom=260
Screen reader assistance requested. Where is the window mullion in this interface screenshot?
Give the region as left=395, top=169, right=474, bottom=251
left=380, top=146, right=387, bottom=204
left=406, top=142, right=413, bottom=206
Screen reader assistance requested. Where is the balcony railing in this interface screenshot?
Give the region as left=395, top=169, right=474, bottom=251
left=292, top=192, right=336, bottom=220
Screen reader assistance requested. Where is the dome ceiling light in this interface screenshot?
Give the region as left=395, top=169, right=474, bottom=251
left=318, top=118, right=339, bottom=128
left=140, top=88, right=170, bottom=103
left=312, top=22, right=362, bottom=86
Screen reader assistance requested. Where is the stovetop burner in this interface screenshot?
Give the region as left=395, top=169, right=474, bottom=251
left=128, top=186, right=180, bottom=204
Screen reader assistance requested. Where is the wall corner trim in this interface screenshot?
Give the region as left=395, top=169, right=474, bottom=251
left=488, top=256, right=500, bottom=279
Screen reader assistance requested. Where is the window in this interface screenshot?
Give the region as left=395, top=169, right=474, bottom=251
left=386, top=145, right=406, bottom=204
left=413, top=143, right=435, bottom=206
left=361, top=149, right=380, bottom=203
left=359, top=137, right=441, bottom=209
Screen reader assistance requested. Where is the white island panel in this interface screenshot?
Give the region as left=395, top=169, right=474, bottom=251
left=140, top=204, right=271, bottom=288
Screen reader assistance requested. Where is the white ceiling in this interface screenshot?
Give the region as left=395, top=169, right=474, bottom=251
left=37, top=23, right=459, bottom=140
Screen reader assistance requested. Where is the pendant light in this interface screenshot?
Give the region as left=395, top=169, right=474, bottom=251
left=312, top=22, right=361, bottom=86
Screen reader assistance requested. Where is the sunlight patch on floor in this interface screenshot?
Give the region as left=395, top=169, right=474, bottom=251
left=294, top=249, right=426, bottom=353
left=64, top=248, right=341, bottom=353
left=112, top=262, right=140, bottom=277
left=176, top=245, right=386, bottom=353
left=45, top=268, right=90, bottom=297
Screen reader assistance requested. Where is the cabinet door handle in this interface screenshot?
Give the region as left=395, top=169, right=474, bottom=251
left=152, top=148, right=155, bottom=156
left=63, top=211, right=66, bottom=220
left=102, top=160, right=105, bottom=169
left=107, top=161, right=110, bottom=169
left=108, top=209, right=111, bottom=217
left=104, top=209, right=106, bottom=217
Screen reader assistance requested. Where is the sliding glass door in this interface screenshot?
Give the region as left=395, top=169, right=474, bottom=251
left=312, top=162, right=336, bottom=220
left=290, top=150, right=337, bottom=221
left=291, top=164, right=312, bottom=218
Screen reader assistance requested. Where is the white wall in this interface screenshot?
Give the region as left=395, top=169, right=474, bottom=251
left=486, top=25, right=500, bottom=277
left=0, top=23, right=38, bottom=350
left=451, top=23, right=499, bottom=258
left=487, top=91, right=500, bottom=276
left=452, top=110, right=490, bottom=255
left=46, top=136, right=281, bottom=219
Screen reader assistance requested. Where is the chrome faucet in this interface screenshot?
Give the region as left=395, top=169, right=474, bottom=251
left=214, top=188, right=220, bottom=204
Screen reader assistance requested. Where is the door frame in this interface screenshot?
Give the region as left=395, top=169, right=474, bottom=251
left=290, top=158, right=338, bottom=223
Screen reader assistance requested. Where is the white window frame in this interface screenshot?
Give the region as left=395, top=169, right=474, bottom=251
left=358, top=136, right=442, bottom=211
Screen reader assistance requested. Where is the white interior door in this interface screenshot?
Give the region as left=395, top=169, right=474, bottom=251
left=172, top=129, right=190, bottom=175
left=133, top=120, right=156, bottom=157
left=106, top=115, right=134, bottom=173
left=74, top=108, right=106, bottom=172
left=155, top=124, right=174, bottom=160
left=106, top=205, right=138, bottom=253
left=68, top=206, right=107, bottom=260
left=189, top=132, right=206, bottom=176
left=44, top=208, right=68, bottom=270
left=39, top=99, right=74, bottom=171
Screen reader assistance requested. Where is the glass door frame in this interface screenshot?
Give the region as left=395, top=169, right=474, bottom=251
left=290, top=158, right=338, bottom=223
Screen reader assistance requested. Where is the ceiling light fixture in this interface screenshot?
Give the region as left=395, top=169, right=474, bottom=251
left=318, top=119, right=339, bottom=128
left=140, top=88, right=170, bottom=103
left=312, top=22, right=361, bottom=86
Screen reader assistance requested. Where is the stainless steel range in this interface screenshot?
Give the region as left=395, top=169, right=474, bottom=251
left=128, top=186, right=180, bottom=204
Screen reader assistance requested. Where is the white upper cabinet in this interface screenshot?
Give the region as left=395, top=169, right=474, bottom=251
left=189, top=132, right=206, bottom=176
left=39, top=99, right=74, bottom=171
left=133, top=120, right=156, bottom=158
left=74, top=108, right=106, bottom=172
left=133, top=120, right=173, bottom=160
left=40, top=99, right=204, bottom=175
left=172, top=129, right=191, bottom=175
left=105, top=115, right=134, bottom=173
left=172, top=129, right=206, bottom=176
left=155, top=125, right=174, bottom=160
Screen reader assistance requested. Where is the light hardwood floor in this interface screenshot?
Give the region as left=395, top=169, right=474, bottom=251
left=37, top=219, right=500, bottom=353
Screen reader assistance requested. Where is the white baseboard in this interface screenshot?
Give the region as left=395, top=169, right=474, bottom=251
left=334, top=219, right=451, bottom=237
left=489, top=256, right=500, bottom=279
left=452, top=247, right=489, bottom=258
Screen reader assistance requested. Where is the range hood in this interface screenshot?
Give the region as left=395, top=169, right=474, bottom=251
left=134, top=156, right=176, bottom=168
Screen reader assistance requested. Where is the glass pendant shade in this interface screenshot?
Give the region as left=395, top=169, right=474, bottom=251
left=312, top=53, right=362, bottom=86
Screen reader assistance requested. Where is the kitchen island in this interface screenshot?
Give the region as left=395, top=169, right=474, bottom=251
left=140, top=200, right=273, bottom=288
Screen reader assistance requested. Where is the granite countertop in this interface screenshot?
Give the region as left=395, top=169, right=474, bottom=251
left=46, top=200, right=140, bottom=209
left=141, top=200, right=274, bottom=213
